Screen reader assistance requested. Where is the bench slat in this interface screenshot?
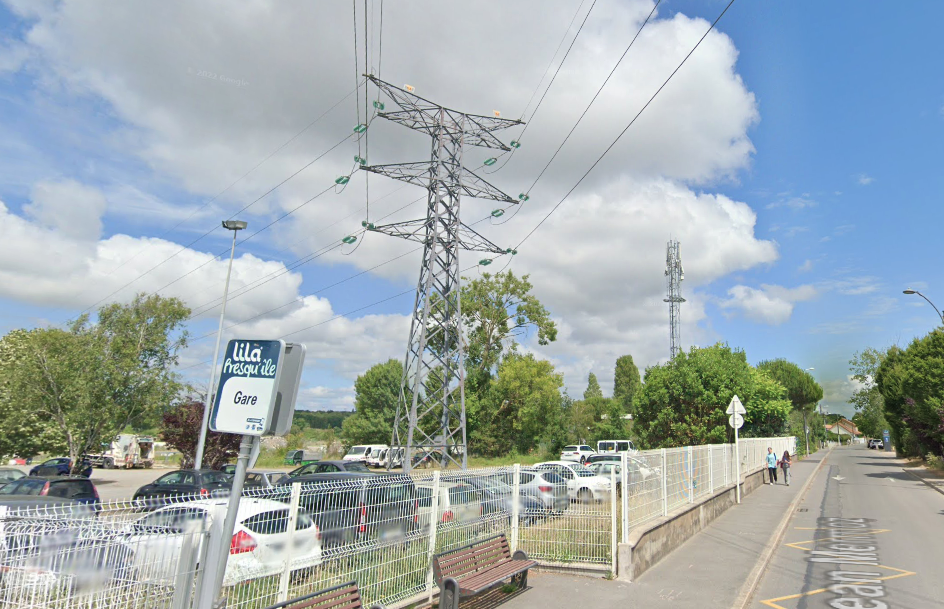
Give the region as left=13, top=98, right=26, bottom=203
left=455, top=559, right=537, bottom=595
left=265, top=583, right=364, bottom=609
left=438, top=540, right=510, bottom=579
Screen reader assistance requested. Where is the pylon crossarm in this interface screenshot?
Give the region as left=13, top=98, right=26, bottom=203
left=366, top=218, right=508, bottom=254
left=364, top=163, right=517, bottom=203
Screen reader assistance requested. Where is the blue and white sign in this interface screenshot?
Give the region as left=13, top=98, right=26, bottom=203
left=210, top=339, right=285, bottom=435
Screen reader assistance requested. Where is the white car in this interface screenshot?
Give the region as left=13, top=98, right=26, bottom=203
left=534, top=461, right=614, bottom=502
left=414, top=480, right=483, bottom=528
left=559, top=445, right=596, bottom=464
left=343, top=445, right=386, bottom=463
left=119, top=498, right=322, bottom=585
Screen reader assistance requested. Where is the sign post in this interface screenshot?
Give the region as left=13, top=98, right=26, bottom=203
left=196, top=339, right=306, bottom=609
left=726, top=395, right=746, bottom=504
left=883, top=429, right=891, bottom=452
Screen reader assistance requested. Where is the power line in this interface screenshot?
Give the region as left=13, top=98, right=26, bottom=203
left=514, top=0, right=738, bottom=250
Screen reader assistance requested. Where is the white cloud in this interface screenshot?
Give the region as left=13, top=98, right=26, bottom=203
left=833, top=276, right=879, bottom=296
left=720, top=283, right=817, bottom=325
left=766, top=196, right=816, bottom=210
left=798, top=259, right=813, bottom=273
left=25, top=179, right=106, bottom=241
left=856, top=174, right=874, bottom=186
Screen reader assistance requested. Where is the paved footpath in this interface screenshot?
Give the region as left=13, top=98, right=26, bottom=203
left=497, top=450, right=828, bottom=609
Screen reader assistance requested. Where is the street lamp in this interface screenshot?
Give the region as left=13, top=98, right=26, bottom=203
left=194, top=219, right=248, bottom=470
left=903, top=289, right=944, bottom=324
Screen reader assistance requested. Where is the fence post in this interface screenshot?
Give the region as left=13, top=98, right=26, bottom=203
left=510, top=463, right=521, bottom=553
left=620, top=451, right=629, bottom=543
left=661, top=448, right=668, bottom=517
left=708, top=444, right=714, bottom=494
left=170, top=526, right=201, bottom=609
left=425, top=471, right=442, bottom=604
left=688, top=446, right=694, bottom=504
left=277, top=482, right=302, bottom=603
left=610, top=466, right=617, bottom=578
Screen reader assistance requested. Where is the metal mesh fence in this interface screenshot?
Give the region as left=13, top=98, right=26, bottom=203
left=0, top=437, right=795, bottom=609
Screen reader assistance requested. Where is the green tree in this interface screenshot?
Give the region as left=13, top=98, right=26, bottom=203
left=634, top=344, right=792, bottom=449
left=461, top=271, right=557, bottom=392
left=340, top=359, right=403, bottom=447
left=613, top=355, right=641, bottom=413
left=848, top=348, right=888, bottom=440
left=756, top=359, right=823, bottom=454
left=471, top=353, right=564, bottom=456
left=0, top=294, right=189, bottom=473
left=875, top=331, right=944, bottom=458
left=584, top=372, right=603, bottom=400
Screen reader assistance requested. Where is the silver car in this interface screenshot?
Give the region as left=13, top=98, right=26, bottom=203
left=490, top=468, right=569, bottom=512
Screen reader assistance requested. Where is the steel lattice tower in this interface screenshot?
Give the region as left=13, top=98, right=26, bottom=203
left=362, top=76, right=522, bottom=473
left=663, top=239, right=685, bottom=359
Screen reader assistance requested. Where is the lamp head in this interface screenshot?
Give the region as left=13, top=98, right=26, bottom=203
left=903, top=289, right=917, bottom=295
left=222, top=220, right=248, bottom=231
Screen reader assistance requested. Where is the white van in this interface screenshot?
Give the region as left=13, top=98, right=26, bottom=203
left=597, top=440, right=636, bottom=454
left=343, top=444, right=387, bottom=463
left=365, top=445, right=390, bottom=467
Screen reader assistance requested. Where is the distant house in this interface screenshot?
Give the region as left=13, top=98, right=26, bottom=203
left=825, top=418, right=862, bottom=443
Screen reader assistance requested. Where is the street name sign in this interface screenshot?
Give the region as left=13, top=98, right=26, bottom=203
left=211, top=339, right=285, bottom=435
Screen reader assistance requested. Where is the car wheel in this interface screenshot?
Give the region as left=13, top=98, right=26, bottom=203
left=577, top=488, right=593, bottom=503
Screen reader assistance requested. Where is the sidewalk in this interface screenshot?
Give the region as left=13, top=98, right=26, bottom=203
left=492, top=451, right=828, bottom=609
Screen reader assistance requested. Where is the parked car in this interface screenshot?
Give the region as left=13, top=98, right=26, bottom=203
left=284, top=449, right=320, bottom=466
left=559, top=445, right=596, bottom=464
left=535, top=461, right=614, bottom=502
left=868, top=439, right=884, bottom=450
left=0, top=468, right=26, bottom=489
left=116, top=498, right=322, bottom=585
left=443, top=474, right=546, bottom=523
left=244, top=471, right=287, bottom=490
left=0, top=476, right=101, bottom=510
left=218, top=464, right=237, bottom=476
left=282, top=460, right=371, bottom=480
left=29, top=458, right=92, bottom=478
left=596, top=440, right=637, bottom=454
left=132, top=470, right=232, bottom=510
left=275, top=472, right=417, bottom=546
left=414, top=480, right=482, bottom=528
left=586, top=454, right=660, bottom=481
left=365, top=446, right=390, bottom=468
left=342, top=445, right=387, bottom=464
left=489, top=468, right=570, bottom=512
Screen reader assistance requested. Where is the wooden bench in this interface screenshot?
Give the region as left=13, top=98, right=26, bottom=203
left=262, top=581, right=386, bottom=609
left=432, top=534, right=537, bottom=609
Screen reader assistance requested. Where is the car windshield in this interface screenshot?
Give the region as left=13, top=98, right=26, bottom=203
left=345, top=462, right=369, bottom=472
left=572, top=465, right=595, bottom=477
left=471, top=477, right=512, bottom=494
left=563, top=446, right=578, bottom=452
left=201, top=471, right=229, bottom=484
left=348, top=447, right=368, bottom=455
left=0, top=470, right=24, bottom=483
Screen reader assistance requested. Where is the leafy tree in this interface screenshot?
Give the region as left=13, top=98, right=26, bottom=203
left=0, top=294, right=189, bottom=473
left=584, top=372, right=603, bottom=400
left=613, top=355, right=641, bottom=413
left=756, top=359, right=823, bottom=454
left=634, top=344, right=792, bottom=449
left=161, top=399, right=240, bottom=468
left=340, top=359, right=403, bottom=447
left=461, top=271, right=557, bottom=390
left=471, top=353, right=564, bottom=456
left=848, top=348, right=888, bottom=439
left=875, top=331, right=944, bottom=458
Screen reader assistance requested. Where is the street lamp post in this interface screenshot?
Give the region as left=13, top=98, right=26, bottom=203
left=903, top=289, right=944, bottom=324
left=194, top=220, right=248, bottom=470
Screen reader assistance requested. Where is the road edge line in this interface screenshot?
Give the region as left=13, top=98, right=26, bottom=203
left=731, top=448, right=832, bottom=609
left=902, top=467, right=944, bottom=497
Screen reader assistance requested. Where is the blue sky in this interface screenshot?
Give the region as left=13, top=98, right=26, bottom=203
left=0, top=1, right=942, bottom=419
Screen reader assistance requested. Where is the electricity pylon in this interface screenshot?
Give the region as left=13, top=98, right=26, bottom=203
left=362, top=75, right=522, bottom=473
left=664, top=239, right=685, bottom=359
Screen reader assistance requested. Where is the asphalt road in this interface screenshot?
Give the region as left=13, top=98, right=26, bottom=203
left=752, top=445, right=944, bottom=608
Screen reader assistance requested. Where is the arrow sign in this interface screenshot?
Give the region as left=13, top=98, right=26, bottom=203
left=728, top=413, right=744, bottom=429
left=726, top=395, right=746, bottom=415
left=832, top=475, right=845, bottom=481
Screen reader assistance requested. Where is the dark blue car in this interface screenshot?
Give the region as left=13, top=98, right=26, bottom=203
left=0, top=476, right=101, bottom=511
left=29, top=458, right=92, bottom=478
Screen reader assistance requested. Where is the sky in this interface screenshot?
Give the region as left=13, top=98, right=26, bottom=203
left=1, top=0, right=942, bottom=419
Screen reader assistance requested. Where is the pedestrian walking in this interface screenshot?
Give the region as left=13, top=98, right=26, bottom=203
left=765, top=447, right=778, bottom=484
left=780, top=450, right=791, bottom=486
